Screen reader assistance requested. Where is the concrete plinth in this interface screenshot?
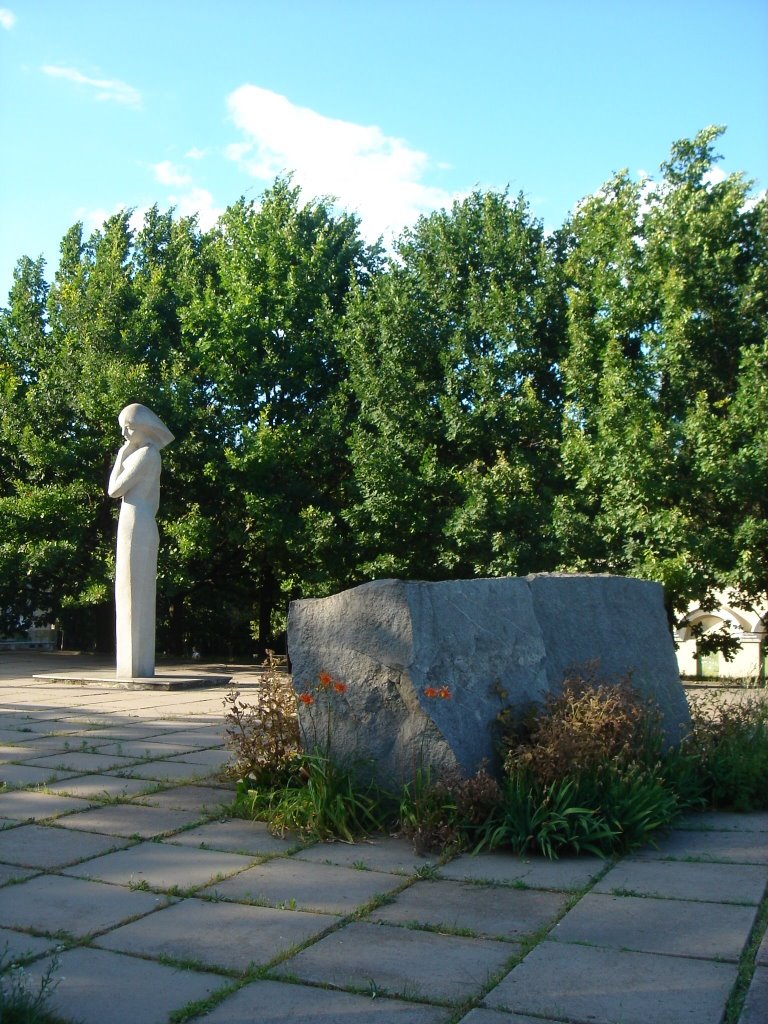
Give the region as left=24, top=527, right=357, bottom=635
left=32, top=673, right=232, bottom=691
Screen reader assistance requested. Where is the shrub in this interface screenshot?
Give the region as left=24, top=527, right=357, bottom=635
left=684, top=693, right=768, bottom=811
left=223, top=668, right=300, bottom=786
left=398, top=766, right=501, bottom=855
left=493, top=668, right=687, bottom=857
left=503, top=667, right=663, bottom=783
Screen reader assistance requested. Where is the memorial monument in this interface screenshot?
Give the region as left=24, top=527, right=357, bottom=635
left=35, top=404, right=232, bottom=690
left=108, top=403, right=174, bottom=679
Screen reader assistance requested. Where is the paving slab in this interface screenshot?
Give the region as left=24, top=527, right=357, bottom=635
left=0, top=738, right=75, bottom=759
left=635, top=828, right=768, bottom=864
left=53, top=801, right=207, bottom=838
left=73, top=723, right=194, bottom=740
left=115, top=758, right=217, bottom=781
left=757, top=927, right=768, bottom=966
left=0, top=823, right=132, bottom=868
left=456, top=1011, right=553, bottom=1024
left=93, top=738, right=218, bottom=757
left=595, top=856, right=768, bottom=904
left=164, top=818, right=301, bottom=856
left=484, top=939, right=737, bottom=1024
left=739, top=965, right=768, bottom=1024
left=23, top=751, right=144, bottom=772
left=63, top=839, right=257, bottom=890
left=369, top=878, right=568, bottom=941
left=201, top=856, right=404, bottom=915
left=0, top=872, right=168, bottom=936
left=0, top=925, right=59, bottom=964
left=131, top=783, right=235, bottom=812
left=166, top=745, right=231, bottom=763
left=440, top=851, right=606, bottom=891
left=293, top=835, right=439, bottom=875
left=552, top=891, right=757, bottom=961
left=141, top=728, right=226, bottom=746
left=21, top=946, right=229, bottom=1024
left=0, top=862, right=36, bottom=885
left=0, top=789, right=96, bottom=820
left=95, top=896, right=334, bottom=972
left=200, top=977, right=450, bottom=1022
left=275, top=920, right=516, bottom=1003
left=44, top=773, right=158, bottom=799
left=0, top=763, right=78, bottom=788
left=676, top=810, right=768, bottom=832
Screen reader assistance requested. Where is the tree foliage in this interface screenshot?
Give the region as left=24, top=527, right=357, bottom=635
left=1, top=130, right=765, bottom=655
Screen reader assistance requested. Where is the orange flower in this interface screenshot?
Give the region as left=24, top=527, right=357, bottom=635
left=438, top=686, right=451, bottom=699
left=424, top=687, right=438, bottom=698
left=299, top=693, right=314, bottom=705
left=318, top=671, right=333, bottom=688
left=333, top=682, right=347, bottom=694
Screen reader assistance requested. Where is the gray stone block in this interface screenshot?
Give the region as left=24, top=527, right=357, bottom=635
left=200, top=978, right=449, bottom=1023
left=21, top=946, right=227, bottom=1024
left=368, top=878, right=567, bottom=940
left=288, top=574, right=689, bottom=785
left=274, top=920, right=515, bottom=1003
left=485, top=939, right=736, bottom=1023
left=594, top=857, right=768, bottom=904
left=551, top=891, right=757, bottom=961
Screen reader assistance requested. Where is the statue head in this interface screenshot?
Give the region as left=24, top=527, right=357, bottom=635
left=118, top=404, right=174, bottom=450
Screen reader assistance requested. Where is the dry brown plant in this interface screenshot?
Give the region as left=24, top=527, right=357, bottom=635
left=224, top=667, right=300, bottom=783
left=504, top=665, right=661, bottom=785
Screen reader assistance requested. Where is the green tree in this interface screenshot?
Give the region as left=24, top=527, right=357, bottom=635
left=554, top=127, right=768, bottom=632
left=344, top=189, right=566, bottom=580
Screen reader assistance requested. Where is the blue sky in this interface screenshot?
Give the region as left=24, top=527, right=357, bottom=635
left=1, top=0, right=766, bottom=302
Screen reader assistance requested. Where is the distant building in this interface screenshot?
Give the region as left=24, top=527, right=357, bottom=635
left=675, top=593, right=766, bottom=682
left=0, top=619, right=57, bottom=651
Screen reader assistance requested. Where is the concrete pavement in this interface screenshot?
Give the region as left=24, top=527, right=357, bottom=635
left=0, top=652, right=766, bottom=1024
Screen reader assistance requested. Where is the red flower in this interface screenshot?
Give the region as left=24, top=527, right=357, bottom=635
left=333, top=682, right=347, bottom=694
left=299, top=693, right=314, bottom=705
left=318, top=671, right=333, bottom=688
left=424, top=687, right=438, bottom=698
left=438, top=686, right=451, bottom=699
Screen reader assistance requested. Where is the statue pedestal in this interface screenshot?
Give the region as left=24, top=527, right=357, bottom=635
left=32, top=672, right=232, bottom=691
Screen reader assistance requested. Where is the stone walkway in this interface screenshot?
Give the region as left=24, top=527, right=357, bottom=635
left=0, top=652, right=765, bottom=1024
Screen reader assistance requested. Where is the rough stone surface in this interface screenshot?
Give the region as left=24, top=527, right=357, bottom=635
left=288, top=574, right=689, bottom=784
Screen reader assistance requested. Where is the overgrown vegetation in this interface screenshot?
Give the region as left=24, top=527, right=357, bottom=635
left=225, top=668, right=768, bottom=860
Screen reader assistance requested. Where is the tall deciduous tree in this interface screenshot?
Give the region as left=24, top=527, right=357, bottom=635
left=344, top=189, right=566, bottom=580
left=555, top=127, right=768, bottom=633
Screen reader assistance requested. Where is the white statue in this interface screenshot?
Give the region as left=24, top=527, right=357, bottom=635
left=108, top=404, right=174, bottom=678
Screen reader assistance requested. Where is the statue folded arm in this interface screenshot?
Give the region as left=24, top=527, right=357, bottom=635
left=108, top=443, right=160, bottom=500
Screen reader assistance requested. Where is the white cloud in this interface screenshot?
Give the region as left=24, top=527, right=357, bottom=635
left=152, top=160, right=192, bottom=186
left=41, top=65, right=141, bottom=106
left=185, top=147, right=207, bottom=160
left=0, top=8, right=16, bottom=29
left=75, top=205, right=146, bottom=236
left=703, top=165, right=726, bottom=187
left=167, top=187, right=223, bottom=231
left=225, top=84, right=457, bottom=241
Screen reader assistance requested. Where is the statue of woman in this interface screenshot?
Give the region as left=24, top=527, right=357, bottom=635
left=108, top=404, right=174, bottom=678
